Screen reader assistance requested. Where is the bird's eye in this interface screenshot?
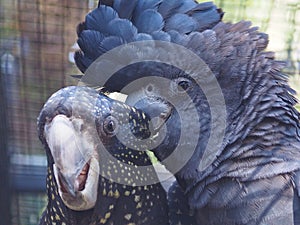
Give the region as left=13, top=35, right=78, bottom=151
left=103, top=116, right=118, bottom=136
left=146, top=84, right=153, bottom=92
left=172, top=78, right=192, bottom=94
left=178, top=80, right=190, bottom=91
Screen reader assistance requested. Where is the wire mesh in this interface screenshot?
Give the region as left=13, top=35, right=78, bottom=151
left=0, top=1, right=96, bottom=224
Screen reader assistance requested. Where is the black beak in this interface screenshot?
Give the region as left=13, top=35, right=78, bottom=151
left=133, top=96, right=172, bottom=133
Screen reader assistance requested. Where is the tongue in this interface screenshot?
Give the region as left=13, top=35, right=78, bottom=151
left=76, top=163, right=90, bottom=191
left=60, top=163, right=90, bottom=193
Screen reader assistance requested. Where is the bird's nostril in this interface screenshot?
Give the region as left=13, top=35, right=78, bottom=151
left=146, top=84, right=154, bottom=93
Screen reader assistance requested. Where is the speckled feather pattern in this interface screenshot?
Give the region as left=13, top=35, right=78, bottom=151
left=38, top=86, right=169, bottom=225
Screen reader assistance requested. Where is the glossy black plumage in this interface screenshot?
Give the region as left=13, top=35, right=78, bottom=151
left=73, top=0, right=300, bottom=224
left=74, top=0, right=223, bottom=74
left=146, top=21, right=300, bottom=224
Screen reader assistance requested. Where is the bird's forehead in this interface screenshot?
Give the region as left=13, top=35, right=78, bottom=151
left=47, top=86, right=98, bottom=107
left=42, top=86, right=137, bottom=126
left=39, top=89, right=89, bottom=131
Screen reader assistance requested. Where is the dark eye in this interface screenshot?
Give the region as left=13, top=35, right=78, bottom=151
left=145, top=83, right=155, bottom=95
left=178, top=80, right=190, bottom=91
left=103, top=116, right=118, bottom=136
left=146, top=84, right=153, bottom=92
left=172, top=78, right=192, bottom=94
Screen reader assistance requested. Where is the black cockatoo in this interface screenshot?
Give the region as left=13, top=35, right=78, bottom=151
left=73, top=0, right=300, bottom=224
left=38, top=86, right=169, bottom=224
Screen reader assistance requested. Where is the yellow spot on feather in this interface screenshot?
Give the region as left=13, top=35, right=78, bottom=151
left=134, top=195, right=140, bottom=202
left=105, top=212, right=111, bottom=219
left=100, top=218, right=107, bottom=224
left=55, top=214, right=60, bottom=220
left=108, top=190, right=113, bottom=197
left=136, top=202, right=142, bottom=209
left=124, top=213, right=132, bottom=220
left=114, top=190, right=120, bottom=198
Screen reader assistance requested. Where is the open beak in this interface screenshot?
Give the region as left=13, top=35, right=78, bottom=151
left=44, top=115, right=91, bottom=197
left=57, top=168, right=77, bottom=197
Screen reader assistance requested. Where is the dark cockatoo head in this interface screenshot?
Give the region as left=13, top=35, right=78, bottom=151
left=38, top=86, right=157, bottom=211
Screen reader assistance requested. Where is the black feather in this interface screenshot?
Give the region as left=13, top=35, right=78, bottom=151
left=113, top=0, right=138, bottom=19
left=152, top=31, right=171, bottom=41
left=134, top=9, right=164, bottom=34
left=134, top=33, right=153, bottom=41
left=74, top=51, right=93, bottom=73
left=100, top=36, right=125, bottom=52
left=107, top=18, right=137, bottom=41
left=165, top=13, right=197, bottom=34
left=85, top=6, right=118, bottom=35
left=77, top=30, right=105, bottom=59
left=99, top=0, right=114, bottom=7
left=133, top=0, right=162, bottom=18
left=176, top=0, right=197, bottom=13
left=158, top=0, right=184, bottom=19
left=181, top=2, right=224, bottom=32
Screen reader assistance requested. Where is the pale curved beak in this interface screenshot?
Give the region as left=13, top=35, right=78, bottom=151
left=44, top=115, right=91, bottom=196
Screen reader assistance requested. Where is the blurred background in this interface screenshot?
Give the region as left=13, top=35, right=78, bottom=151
left=0, top=0, right=299, bottom=224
